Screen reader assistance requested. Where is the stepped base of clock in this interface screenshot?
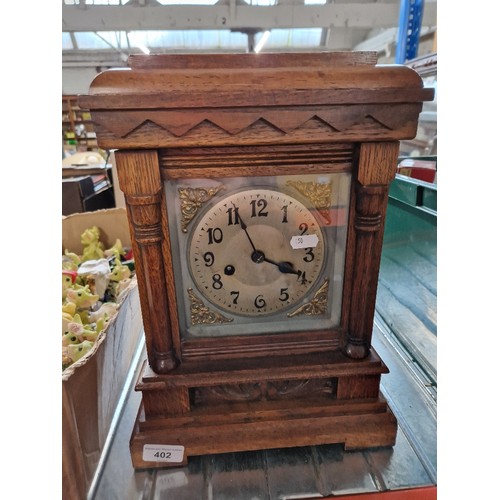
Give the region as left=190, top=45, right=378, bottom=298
left=130, top=396, right=397, bottom=469
left=129, top=349, right=398, bottom=469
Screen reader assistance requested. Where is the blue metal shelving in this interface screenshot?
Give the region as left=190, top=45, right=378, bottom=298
left=396, top=0, right=425, bottom=64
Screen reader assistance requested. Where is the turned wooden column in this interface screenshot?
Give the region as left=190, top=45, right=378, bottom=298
left=345, top=142, right=400, bottom=359
left=114, top=150, right=178, bottom=373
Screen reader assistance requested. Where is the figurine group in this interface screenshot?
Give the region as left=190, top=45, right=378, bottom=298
left=62, top=225, right=134, bottom=370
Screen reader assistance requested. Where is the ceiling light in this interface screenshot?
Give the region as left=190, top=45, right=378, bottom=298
left=254, top=31, right=271, bottom=53
left=127, top=32, right=150, bottom=55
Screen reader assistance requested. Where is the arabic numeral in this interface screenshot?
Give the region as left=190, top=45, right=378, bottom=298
left=154, top=451, right=172, bottom=459
left=279, top=288, right=289, bottom=302
left=297, top=270, right=308, bottom=285
left=254, top=294, right=266, bottom=309
left=303, top=248, right=314, bottom=262
left=250, top=199, right=268, bottom=217
left=226, top=206, right=240, bottom=226
left=212, top=274, right=223, bottom=289
left=207, top=227, right=223, bottom=244
left=230, top=291, right=240, bottom=304
left=203, top=251, right=214, bottom=266
left=281, top=205, right=288, bottom=223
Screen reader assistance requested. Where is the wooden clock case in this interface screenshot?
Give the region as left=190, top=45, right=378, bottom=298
left=80, top=52, right=434, bottom=469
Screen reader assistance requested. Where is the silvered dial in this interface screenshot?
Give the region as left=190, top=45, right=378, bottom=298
left=188, top=188, right=325, bottom=316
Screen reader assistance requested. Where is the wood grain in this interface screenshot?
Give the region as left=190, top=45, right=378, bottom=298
left=130, top=398, right=397, bottom=468
left=127, top=51, right=379, bottom=70
left=114, top=150, right=178, bottom=372
left=82, top=52, right=433, bottom=465
left=357, top=141, right=400, bottom=185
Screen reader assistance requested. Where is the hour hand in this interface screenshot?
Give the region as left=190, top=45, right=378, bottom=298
left=263, top=257, right=300, bottom=275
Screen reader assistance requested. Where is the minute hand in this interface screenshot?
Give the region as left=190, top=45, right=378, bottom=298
left=233, top=203, right=258, bottom=252
left=239, top=219, right=258, bottom=252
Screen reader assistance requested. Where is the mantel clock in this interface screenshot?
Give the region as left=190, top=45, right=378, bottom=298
left=80, top=52, right=434, bottom=468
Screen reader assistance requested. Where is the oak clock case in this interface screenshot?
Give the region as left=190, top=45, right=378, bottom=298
left=165, top=171, right=351, bottom=339
left=79, top=51, right=434, bottom=469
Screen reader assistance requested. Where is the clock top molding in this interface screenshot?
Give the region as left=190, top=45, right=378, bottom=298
left=79, top=51, right=434, bottom=150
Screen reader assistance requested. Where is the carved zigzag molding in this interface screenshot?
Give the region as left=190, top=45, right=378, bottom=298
left=95, top=105, right=409, bottom=139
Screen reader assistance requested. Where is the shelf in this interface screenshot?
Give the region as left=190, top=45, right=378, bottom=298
left=62, top=164, right=112, bottom=178
left=62, top=95, right=99, bottom=154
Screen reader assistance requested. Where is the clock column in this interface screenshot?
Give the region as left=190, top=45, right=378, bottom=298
left=114, top=150, right=179, bottom=373
left=345, top=141, right=400, bottom=359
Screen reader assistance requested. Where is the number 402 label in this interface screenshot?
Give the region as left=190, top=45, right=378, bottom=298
left=142, top=444, right=185, bottom=463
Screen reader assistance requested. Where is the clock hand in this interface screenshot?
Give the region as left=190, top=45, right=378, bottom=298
left=241, top=220, right=258, bottom=252
left=262, top=257, right=300, bottom=275
left=232, top=203, right=299, bottom=275
left=232, top=203, right=258, bottom=253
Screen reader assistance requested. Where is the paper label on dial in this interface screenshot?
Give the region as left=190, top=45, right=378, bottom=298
left=142, top=444, right=185, bottom=463
left=290, top=234, right=319, bottom=249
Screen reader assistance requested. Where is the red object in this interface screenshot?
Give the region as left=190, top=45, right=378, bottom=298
left=62, top=270, right=78, bottom=284
left=398, top=158, right=436, bottom=183
left=321, top=486, right=437, bottom=500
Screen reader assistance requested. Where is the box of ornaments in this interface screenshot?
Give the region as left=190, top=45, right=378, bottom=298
left=62, top=208, right=144, bottom=500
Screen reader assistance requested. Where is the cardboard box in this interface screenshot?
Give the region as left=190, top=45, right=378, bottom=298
left=62, top=208, right=144, bottom=500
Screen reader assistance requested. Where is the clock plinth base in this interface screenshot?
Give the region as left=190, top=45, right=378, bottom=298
left=130, top=397, right=397, bottom=469
left=129, top=349, right=398, bottom=469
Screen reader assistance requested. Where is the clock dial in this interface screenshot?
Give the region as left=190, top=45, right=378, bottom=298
left=188, top=188, right=325, bottom=316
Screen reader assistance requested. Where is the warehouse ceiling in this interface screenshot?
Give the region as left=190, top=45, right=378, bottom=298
left=62, top=0, right=437, bottom=70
